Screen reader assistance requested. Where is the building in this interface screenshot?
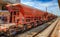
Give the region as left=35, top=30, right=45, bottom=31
left=0, top=0, right=20, bottom=10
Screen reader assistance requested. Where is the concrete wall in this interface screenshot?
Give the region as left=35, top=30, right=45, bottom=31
left=3, top=0, right=20, bottom=3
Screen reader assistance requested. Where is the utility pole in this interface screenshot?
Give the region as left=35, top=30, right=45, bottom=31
left=46, top=7, right=47, bottom=12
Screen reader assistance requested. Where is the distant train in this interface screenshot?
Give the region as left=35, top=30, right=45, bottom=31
left=6, top=3, right=57, bottom=31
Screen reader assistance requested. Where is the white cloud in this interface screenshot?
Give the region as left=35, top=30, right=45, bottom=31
left=21, top=2, right=35, bottom=6
left=21, top=0, right=60, bottom=16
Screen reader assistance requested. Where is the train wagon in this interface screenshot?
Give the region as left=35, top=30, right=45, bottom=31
left=0, top=3, right=57, bottom=37
left=6, top=3, right=57, bottom=31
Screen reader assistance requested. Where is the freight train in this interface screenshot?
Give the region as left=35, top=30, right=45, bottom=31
left=0, top=3, right=57, bottom=37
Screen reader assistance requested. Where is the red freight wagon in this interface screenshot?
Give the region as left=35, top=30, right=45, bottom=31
left=6, top=3, right=57, bottom=31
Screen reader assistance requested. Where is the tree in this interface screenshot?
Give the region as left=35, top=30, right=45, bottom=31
left=58, top=0, right=60, bottom=8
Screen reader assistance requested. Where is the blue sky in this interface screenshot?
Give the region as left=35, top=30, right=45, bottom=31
left=21, top=0, right=60, bottom=16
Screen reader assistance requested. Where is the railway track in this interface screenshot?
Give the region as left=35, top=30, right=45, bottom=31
left=50, top=18, right=60, bottom=37
left=15, top=18, right=57, bottom=37
left=34, top=18, right=59, bottom=37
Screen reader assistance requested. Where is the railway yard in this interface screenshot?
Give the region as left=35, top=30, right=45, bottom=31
left=0, top=0, right=60, bottom=37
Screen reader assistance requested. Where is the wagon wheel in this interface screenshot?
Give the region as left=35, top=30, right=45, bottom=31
left=0, top=31, right=6, bottom=37
left=22, top=24, right=27, bottom=31
left=6, top=26, right=17, bottom=37
left=5, top=30, right=10, bottom=37
left=6, top=29, right=16, bottom=37
left=31, top=22, right=34, bottom=28
left=9, top=25, right=17, bottom=28
left=15, top=27, right=21, bottom=34
left=36, top=21, right=40, bottom=25
left=5, top=30, right=11, bottom=37
left=39, top=21, right=43, bottom=25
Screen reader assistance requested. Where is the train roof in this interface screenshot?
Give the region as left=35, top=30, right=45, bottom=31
left=6, top=3, right=48, bottom=17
